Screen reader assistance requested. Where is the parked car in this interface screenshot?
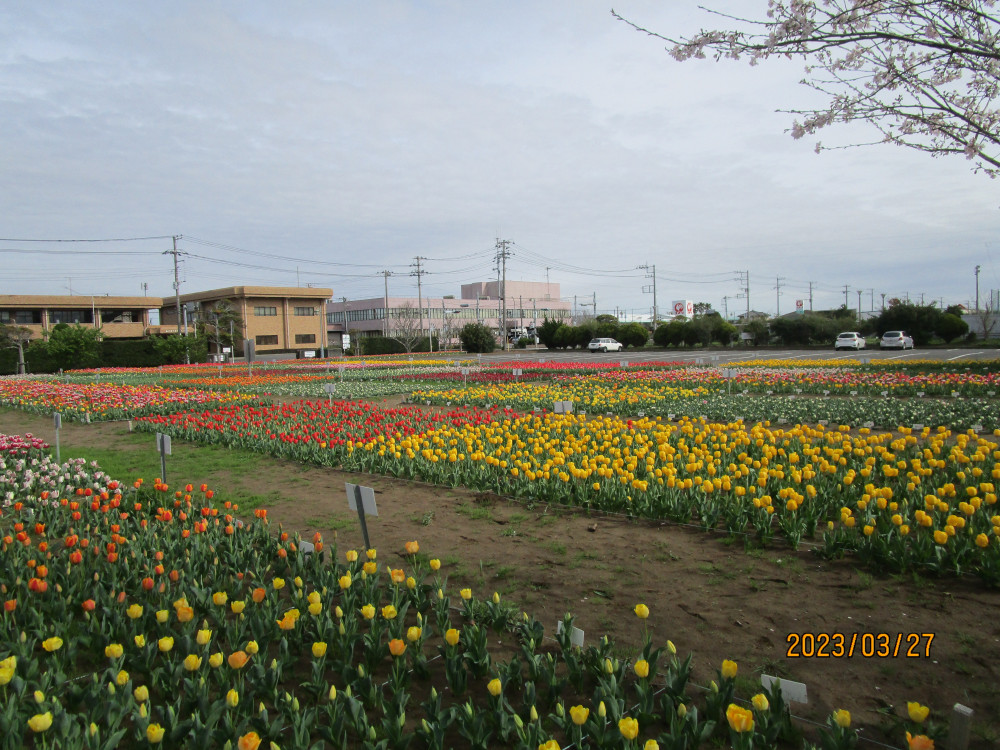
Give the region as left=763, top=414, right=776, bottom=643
left=834, top=332, right=866, bottom=350
left=588, top=337, right=623, bottom=353
left=879, top=330, right=914, bottom=349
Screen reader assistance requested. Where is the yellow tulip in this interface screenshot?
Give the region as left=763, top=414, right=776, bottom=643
left=146, top=723, right=165, bottom=743
left=721, top=659, right=738, bottom=679
left=633, top=659, right=649, bottom=678
left=634, top=603, right=649, bottom=619
left=27, top=712, right=53, bottom=733
left=832, top=709, right=851, bottom=728
left=907, top=702, right=930, bottom=723
left=726, top=704, right=754, bottom=733
left=569, top=705, right=589, bottom=726
left=618, top=716, right=639, bottom=740
left=105, top=643, right=124, bottom=659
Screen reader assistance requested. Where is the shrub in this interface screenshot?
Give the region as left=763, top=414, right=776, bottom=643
left=458, top=323, right=496, bottom=353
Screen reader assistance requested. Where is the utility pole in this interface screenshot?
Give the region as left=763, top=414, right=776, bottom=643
left=722, top=295, right=731, bottom=321
left=412, top=257, right=426, bottom=350
left=775, top=276, right=785, bottom=316
left=843, top=284, right=850, bottom=310
left=735, top=270, right=750, bottom=321
left=342, top=297, right=350, bottom=355
left=495, top=239, right=512, bottom=350
left=639, top=263, right=658, bottom=328
left=164, top=235, right=185, bottom=335
left=880, top=292, right=886, bottom=311
left=857, top=289, right=863, bottom=321
left=381, top=270, right=393, bottom=336
left=975, top=265, right=981, bottom=311
left=869, top=288, right=875, bottom=312
left=808, top=281, right=815, bottom=312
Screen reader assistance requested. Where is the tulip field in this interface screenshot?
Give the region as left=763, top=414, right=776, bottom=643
left=0, top=432, right=946, bottom=750
left=2, top=356, right=1000, bottom=748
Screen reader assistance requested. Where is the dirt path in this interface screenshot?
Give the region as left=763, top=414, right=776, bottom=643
left=2, top=405, right=998, bottom=748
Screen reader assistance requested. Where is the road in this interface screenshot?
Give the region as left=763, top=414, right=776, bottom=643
left=454, top=347, right=1000, bottom=364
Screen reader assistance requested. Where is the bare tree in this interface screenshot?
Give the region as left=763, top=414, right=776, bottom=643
left=614, top=2, right=1000, bottom=176
left=0, top=324, right=34, bottom=374
left=974, top=295, right=999, bottom=339
left=390, top=301, right=423, bottom=353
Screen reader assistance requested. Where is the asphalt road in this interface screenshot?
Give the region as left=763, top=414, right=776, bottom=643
left=458, top=346, right=1000, bottom=364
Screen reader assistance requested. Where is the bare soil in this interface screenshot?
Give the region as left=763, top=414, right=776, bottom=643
left=3, top=402, right=999, bottom=748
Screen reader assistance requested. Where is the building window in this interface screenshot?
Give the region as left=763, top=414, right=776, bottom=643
left=0, top=310, right=43, bottom=325
left=295, top=334, right=316, bottom=344
left=255, top=335, right=279, bottom=345
left=293, top=307, right=317, bottom=316
left=100, top=309, right=137, bottom=324
left=49, top=309, right=94, bottom=325
left=254, top=307, right=278, bottom=317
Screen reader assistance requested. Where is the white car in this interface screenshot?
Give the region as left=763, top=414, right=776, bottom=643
left=588, top=337, right=623, bottom=353
left=834, top=332, right=866, bottom=350
left=880, top=330, right=914, bottom=349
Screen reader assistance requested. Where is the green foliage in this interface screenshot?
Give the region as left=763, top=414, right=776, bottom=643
left=574, top=321, right=599, bottom=348
left=770, top=315, right=843, bottom=346
left=874, top=303, right=942, bottom=346
left=38, top=324, right=104, bottom=370
left=99, top=338, right=162, bottom=368
left=618, top=322, right=649, bottom=348
left=359, top=336, right=408, bottom=355
left=553, top=324, right=577, bottom=349
left=682, top=316, right=713, bottom=347
left=652, top=316, right=734, bottom=347
left=743, top=319, right=770, bottom=345
left=714, top=320, right=738, bottom=345
left=458, top=323, right=496, bottom=353
left=935, top=313, right=969, bottom=343
left=537, top=318, right=562, bottom=349
left=0, top=348, right=19, bottom=375
left=152, top=333, right=209, bottom=365
left=593, top=315, right=620, bottom=339
left=653, top=320, right=686, bottom=347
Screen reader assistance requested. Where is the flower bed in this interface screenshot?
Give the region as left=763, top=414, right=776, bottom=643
left=0, top=439, right=936, bottom=749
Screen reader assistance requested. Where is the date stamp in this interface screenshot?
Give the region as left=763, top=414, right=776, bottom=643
left=786, top=632, right=935, bottom=658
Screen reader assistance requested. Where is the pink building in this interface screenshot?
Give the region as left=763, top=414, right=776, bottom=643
left=327, top=280, right=571, bottom=349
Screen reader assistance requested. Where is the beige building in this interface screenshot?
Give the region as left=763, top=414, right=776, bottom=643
left=0, top=294, right=162, bottom=340
left=160, top=286, right=333, bottom=355
left=329, top=279, right=571, bottom=347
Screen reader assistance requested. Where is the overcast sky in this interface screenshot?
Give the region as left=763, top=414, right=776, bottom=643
left=2, top=1, right=998, bottom=319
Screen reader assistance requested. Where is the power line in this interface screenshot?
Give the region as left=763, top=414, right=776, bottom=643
left=0, top=235, right=173, bottom=242
left=0, top=248, right=163, bottom=256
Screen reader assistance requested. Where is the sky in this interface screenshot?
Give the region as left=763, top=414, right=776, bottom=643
left=2, top=1, right=999, bottom=319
